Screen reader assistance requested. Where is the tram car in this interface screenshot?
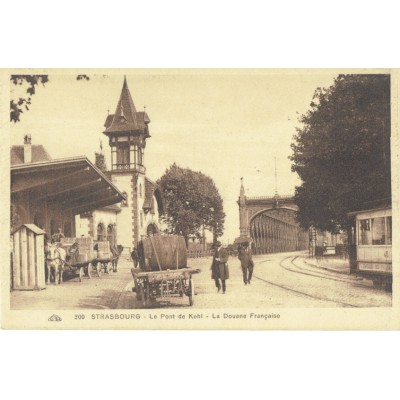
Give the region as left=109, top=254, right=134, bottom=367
left=348, top=206, right=392, bottom=290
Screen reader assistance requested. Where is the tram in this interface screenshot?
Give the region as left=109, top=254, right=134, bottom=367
left=348, top=206, right=392, bottom=291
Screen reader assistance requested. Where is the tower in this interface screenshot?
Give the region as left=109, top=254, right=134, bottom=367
left=103, top=77, right=151, bottom=247
left=238, top=177, right=249, bottom=237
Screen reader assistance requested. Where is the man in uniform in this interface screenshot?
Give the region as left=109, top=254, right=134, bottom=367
left=238, top=241, right=254, bottom=285
left=211, top=241, right=229, bottom=293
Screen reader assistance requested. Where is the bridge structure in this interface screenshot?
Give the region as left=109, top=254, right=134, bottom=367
left=237, top=179, right=308, bottom=254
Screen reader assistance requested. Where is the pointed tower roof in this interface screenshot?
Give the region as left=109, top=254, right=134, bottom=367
left=104, top=77, right=150, bottom=135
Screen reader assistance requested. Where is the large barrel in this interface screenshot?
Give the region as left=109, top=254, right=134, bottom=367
left=138, top=234, right=187, bottom=271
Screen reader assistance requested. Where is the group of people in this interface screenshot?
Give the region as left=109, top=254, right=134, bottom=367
left=210, top=240, right=254, bottom=294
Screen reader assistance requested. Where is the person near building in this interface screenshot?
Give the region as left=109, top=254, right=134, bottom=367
left=131, top=246, right=139, bottom=268
left=211, top=241, right=229, bottom=294
left=51, top=227, right=65, bottom=243
left=238, top=241, right=254, bottom=285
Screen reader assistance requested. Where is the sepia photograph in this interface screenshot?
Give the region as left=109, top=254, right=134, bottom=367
left=2, top=69, right=399, bottom=329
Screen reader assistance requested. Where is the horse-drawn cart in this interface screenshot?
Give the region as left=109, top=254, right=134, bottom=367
left=131, top=234, right=200, bottom=307
left=60, top=237, right=98, bottom=282
left=92, top=240, right=120, bottom=276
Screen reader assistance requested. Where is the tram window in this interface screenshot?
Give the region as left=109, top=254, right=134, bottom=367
left=371, top=217, right=385, bottom=245
left=359, top=219, right=371, bottom=245
left=386, top=216, right=392, bottom=245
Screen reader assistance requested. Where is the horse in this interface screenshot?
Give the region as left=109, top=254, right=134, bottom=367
left=46, top=243, right=67, bottom=284
left=110, top=244, right=124, bottom=272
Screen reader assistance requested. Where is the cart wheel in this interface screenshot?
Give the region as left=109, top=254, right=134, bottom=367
left=142, top=284, right=149, bottom=308
left=107, top=262, right=113, bottom=273
left=179, top=279, right=184, bottom=297
left=188, top=278, right=194, bottom=306
left=136, top=285, right=143, bottom=301
left=79, top=267, right=84, bottom=282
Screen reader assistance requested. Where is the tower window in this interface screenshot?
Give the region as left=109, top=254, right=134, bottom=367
left=116, top=143, right=130, bottom=169
left=138, top=148, right=143, bottom=165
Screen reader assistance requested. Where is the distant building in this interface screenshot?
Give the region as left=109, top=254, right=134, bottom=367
left=77, top=78, right=163, bottom=249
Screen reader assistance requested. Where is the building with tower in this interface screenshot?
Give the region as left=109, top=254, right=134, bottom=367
left=76, top=77, right=163, bottom=250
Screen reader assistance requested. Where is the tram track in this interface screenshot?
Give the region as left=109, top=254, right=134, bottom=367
left=282, top=256, right=362, bottom=284
left=252, top=256, right=360, bottom=307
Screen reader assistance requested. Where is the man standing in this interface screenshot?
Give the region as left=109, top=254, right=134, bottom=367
left=238, top=242, right=254, bottom=285
left=51, top=227, right=65, bottom=243
left=211, top=241, right=229, bottom=294
left=131, top=246, right=139, bottom=268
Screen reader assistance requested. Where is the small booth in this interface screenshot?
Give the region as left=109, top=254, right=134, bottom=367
left=12, top=224, right=46, bottom=290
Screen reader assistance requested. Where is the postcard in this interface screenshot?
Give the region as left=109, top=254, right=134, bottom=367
left=1, top=69, right=399, bottom=329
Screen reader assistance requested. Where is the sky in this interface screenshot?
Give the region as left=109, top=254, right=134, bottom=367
left=10, top=70, right=337, bottom=243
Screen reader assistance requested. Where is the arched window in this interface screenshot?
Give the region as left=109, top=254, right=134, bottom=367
left=121, top=191, right=128, bottom=207
left=33, top=213, right=45, bottom=229
left=64, top=221, right=72, bottom=237
left=97, top=223, right=106, bottom=241
left=50, top=219, right=58, bottom=236
left=147, top=223, right=158, bottom=236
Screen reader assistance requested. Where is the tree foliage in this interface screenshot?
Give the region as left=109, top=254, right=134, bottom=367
left=157, top=164, right=225, bottom=245
left=10, top=74, right=90, bottom=123
left=10, top=75, right=49, bottom=123
left=290, top=74, right=391, bottom=232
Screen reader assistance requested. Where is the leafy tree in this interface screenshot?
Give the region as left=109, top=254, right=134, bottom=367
left=10, top=75, right=49, bottom=122
left=157, top=164, right=225, bottom=246
left=290, top=74, right=391, bottom=232
left=10, top=74, right=90, bottom=123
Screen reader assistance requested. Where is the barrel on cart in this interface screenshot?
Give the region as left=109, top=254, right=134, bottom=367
left=131, top=234, right=199, bottom=307
left=137, top=234, right=187, bottom=271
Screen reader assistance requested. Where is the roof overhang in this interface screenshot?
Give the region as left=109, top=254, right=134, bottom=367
left=11, top=156, right=125, bottom=215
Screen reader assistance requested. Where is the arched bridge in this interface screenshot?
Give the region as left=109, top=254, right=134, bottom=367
left=237, top=187, right=308, bottom=255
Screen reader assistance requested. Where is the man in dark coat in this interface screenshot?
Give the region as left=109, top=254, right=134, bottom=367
left=211, top=241, right=229, bottom=293
left=238, top=242, right=254, bottom=285
left=131, top=247, right=139, bottom=268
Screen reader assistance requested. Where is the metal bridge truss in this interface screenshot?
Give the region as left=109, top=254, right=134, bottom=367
left=250, top=212, right=308, bottom=255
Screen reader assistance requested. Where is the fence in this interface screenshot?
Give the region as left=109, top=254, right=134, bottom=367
left=187, top=250, right=213, bottom=259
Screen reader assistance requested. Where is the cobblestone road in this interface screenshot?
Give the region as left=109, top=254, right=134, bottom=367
left=10, top=251, right=391, bottom=310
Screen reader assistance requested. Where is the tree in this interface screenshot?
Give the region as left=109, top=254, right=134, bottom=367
left=10, top=74, right=90, bottom=123
left=290, top=74, right=391, bottom=232
left=157, top=164, right=225, bottom=246
left=10, top=75, right=49, bottom=123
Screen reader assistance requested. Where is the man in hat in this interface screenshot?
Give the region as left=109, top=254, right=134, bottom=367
left=238, top=241, right=254, bottom=285
left=211, top=241, right=229, bottom=293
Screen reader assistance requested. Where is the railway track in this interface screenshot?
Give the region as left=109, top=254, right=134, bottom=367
left=252, top=255, right=361, bottom=307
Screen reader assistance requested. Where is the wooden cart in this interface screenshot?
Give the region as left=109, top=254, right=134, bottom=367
left=131, top=234, right=200, bottom=307
left=60, top=237, right=99, bottom=281
left=131, top=267, right=200, bottom=307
